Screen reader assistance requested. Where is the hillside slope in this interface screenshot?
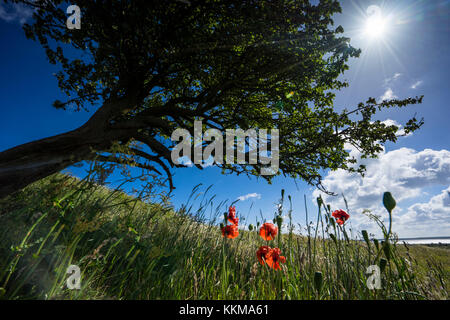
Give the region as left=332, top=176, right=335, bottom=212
left=0, top=174, right=448, bottom=299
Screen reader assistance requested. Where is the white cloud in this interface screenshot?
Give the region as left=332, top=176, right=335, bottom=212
left=393, top=73, right=402, bottom=80
left=378, top=73, right=403, bottom=102
left=313, top=146, right=450, bottom=237
left=200, top=155, right=214, bottom=168
left=383, top=73, right=402, bottom=86
left=398, top=186, right=450, bottom=236
left=379, top=88, right=398, bottom=102
left=380, top=119, right=411, bottom=137
left=411, top=80, right=423, bottom=89
left=175, top=155, right=193, bottom=167
left=237, top=193, right=261, bottom=201
left=0, top=3, right=34, bottom=24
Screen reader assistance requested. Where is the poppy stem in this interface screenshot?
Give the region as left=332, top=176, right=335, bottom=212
left=221, top=229, right=228, bottom=298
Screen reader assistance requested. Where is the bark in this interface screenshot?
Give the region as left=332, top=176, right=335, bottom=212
left=0, top=97, right=170, bottom=199
left=0, top=126, right=100, bottom=199
left=0, top=99, right=126, bottom=199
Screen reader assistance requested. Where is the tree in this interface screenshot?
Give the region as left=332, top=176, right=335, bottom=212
left=0, top=0, right=423, bottom=199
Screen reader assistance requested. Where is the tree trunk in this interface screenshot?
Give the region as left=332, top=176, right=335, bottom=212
left=0, top=98, right=139, bottom=199
left=0, top=126, right=102, bottom=199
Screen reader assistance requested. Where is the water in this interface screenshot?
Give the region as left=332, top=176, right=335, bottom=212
left=398, top=238, right=450, bottom=245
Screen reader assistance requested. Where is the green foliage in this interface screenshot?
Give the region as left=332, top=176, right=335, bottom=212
left=4, top=0, right=424, bottom=193
left=0, top=174, right=447, bottom=300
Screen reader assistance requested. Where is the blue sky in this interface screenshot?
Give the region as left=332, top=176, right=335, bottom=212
left=0, top=0, right=449, bottom=238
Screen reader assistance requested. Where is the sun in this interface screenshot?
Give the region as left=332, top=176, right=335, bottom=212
left=364, top=5, right=389, bottom=39
left=365, top=15, right=387, bottom=38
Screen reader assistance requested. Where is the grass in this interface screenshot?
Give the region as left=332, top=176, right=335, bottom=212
left=0, top=173, right=448, bottom=300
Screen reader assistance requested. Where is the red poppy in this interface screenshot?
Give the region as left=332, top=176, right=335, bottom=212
left=221, top=224, right=239, bottom=239
left=259, top=222, right=278, bottom=241
left=227, top=206, right=239, bottom=226
left=256, top=246, right=272, bottom=265
left=332, top=209, right=350, bottom=226
left=265, top=247, right=286, bottom=270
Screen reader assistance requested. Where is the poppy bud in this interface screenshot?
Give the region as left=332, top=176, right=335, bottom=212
left=330, top=233, right=337, bottom=244
left=383, top=192, right=396, bottom=212
left=314, top=271, right=323, bottom=292
left=379, top=258, right=388, bottom=273
left=248, top=224, right=254, bottom=231
left=316, top=196, right=323, bottom=207
left=220, top=223, right=224, bottom=229
left=362, top=230, right=370, bottom=246
left=373, top=238, right=379, bottom=250
left=276, top=215, right=283, bottom=227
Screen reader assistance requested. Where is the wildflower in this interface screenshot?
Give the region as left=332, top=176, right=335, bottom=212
left=221, top=224, right=239, bottom=239
left=266, top=247, right=286, bottom=270
left=332, top=209, right=350, bottom=226
left=259, top=222, right=278, bottom=241
left=227, top=206, right=239, bottom=226
left=256, top=246, right=272, bottom=265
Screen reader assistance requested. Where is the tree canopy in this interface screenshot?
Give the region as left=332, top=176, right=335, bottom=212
left=0, top=0, right=423, bottom=198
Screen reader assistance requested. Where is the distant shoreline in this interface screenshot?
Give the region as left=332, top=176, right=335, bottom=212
left=374, top=237, right=450, bottom=245
left=396, top=236, right=450, bottom=241
left=397, top=238, right=450, bottom=245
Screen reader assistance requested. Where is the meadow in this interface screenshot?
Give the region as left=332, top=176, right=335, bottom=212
left=0, top=173, right=448, bottom=300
